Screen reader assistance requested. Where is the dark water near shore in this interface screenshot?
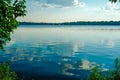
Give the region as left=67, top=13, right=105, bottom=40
left=0, top=25, right=120, bottom=80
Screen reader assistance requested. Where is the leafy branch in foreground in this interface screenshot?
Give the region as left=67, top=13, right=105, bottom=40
left=0, top=0, right=26, bottom=49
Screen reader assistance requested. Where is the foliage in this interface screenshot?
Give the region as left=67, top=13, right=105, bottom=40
left=109, top=0, right=120, bottom=3
left=0, top=62, right=18, bottom=80
left=88, top=58, right=120, bottom=80
left=0, top=0, right=26, bottom=49
left=88, top=67, right=105, bottom=80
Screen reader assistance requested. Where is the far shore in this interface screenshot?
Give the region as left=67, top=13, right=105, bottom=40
left=20, top=21, right=120, bottom=26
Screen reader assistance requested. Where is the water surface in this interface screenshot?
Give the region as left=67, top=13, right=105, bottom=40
left=0, top=25, right=120, bottom=80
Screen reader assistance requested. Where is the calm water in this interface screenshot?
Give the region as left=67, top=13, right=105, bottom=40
left=0, top=25, right=120, bottom=80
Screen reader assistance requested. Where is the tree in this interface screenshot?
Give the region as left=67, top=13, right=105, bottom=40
left=109, top=0, right=120, bottom=2
left=0, top=0, right=26, bottom=49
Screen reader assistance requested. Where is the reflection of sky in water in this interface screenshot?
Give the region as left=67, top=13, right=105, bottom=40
left=0, top=25, right=120, bottom=80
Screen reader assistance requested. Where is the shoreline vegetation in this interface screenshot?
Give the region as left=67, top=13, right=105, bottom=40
left=20, top=21, right=120, bottom=25
left=88, top=58, right=120, bottom=80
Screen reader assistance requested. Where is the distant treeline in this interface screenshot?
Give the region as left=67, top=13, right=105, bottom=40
left=20, top=21, right=120, bottom=25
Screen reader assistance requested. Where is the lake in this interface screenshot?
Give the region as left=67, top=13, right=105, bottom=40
left=0, top=25, right=120, bottom=80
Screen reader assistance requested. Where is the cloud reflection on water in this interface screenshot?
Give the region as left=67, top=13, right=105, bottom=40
left=1, top=42, right=109, bottom=77
left=0, top=26, right=120, bottom=79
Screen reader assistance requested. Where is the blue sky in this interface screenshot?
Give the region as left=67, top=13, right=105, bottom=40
left=18, top=0, right=120, bottom=23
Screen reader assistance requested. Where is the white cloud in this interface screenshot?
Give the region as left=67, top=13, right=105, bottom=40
left=30, top=1, right=54, bottom=8
left=85, top=1, right=120, bottom=13
left=102, top=2, right=120, bottom=11
left=40, top=3, right=54, bottom=8
left=32, top=0, right=86, bottom=8
left=79, top=2, right=86, bottom=8
left=73, top=0, right=79, bottom=6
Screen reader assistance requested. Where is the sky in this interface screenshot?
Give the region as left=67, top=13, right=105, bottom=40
left=18, top=0, right=120, bottom=23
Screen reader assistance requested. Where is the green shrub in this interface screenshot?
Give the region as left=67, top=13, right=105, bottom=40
left=88, top=58, right=120, bottom=80
left=0, top=63, right=18, bottom=80
left=88, top=66, right=106, bottom=80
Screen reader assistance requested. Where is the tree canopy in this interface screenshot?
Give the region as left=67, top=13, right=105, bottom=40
left=0, top=0, right=26, bottom=49
left=110, top=0, right=120, bottom=2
